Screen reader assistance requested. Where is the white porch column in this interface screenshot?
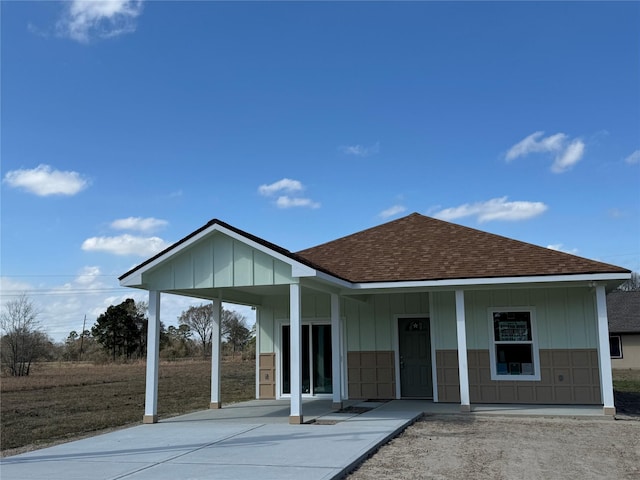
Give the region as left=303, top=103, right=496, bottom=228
left=455, top=290, right=471, bottom=412
left=143, top=290, right=161, bottom=424
left=255, top=307, right=260, bottom=400
left=331, top=293, right=343, bottom=410
left=289, top=282, right=303, bottom=424
left=210, top=297, right=222, bottom=409
left=596, top=285, right=616, bottom=415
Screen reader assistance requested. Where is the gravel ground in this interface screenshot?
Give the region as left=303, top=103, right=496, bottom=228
left=347, top=414, right=640, bottom=480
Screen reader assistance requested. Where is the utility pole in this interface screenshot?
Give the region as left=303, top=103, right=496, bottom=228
left=79, top=314, right=86, bottom=361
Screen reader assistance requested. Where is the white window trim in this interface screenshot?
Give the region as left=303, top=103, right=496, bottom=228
left=609, top=335, right=623, bottom=359
left=488, top=307, right=541, bottom=382
left=275, top=317, right=335, bottom=399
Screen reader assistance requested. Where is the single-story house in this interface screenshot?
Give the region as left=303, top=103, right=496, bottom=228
left=608, top=290, right=640, bottom=369
left=119, top=213, right=631, bottom=422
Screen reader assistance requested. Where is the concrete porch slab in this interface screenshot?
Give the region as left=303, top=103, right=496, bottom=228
left=0, top=399, right=610, bottom=480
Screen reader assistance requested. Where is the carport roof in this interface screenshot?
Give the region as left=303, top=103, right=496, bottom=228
left=120, top=213, right=630, bottom=285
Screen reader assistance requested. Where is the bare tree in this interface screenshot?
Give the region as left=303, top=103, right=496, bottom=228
left=178, top=304, right=214, bottom=357
left=0, top=294, right=44, bottom=376
left=177, top=304, right=252, bottom=357
left=222, top=310, right=252, bottom=354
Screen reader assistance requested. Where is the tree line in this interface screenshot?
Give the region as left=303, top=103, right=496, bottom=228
left=1, top=294, right=255, bottom=376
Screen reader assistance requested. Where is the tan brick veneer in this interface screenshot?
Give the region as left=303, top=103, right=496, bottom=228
left=436, top=349, right=601, bottom=404
left=259, top=353, right=276, bottom=399
left=347, top=351, right=396, bottom=399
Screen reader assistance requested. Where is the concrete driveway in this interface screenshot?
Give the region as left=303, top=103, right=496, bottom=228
left=0, top=399, right=425, bottom=480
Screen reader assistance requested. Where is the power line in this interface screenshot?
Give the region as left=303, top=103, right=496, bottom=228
left=0, top=288, right=131, bottom=298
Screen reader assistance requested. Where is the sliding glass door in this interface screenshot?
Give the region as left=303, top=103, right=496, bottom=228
left=282, top=324, right=332, bottom=395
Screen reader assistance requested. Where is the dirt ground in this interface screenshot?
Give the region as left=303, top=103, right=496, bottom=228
left=347, top=414, right=640, bottom=480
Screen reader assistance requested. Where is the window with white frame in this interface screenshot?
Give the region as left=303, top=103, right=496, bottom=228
left=609, top=335, right=622, bottom=359
left=489, top=309, right=540, bottom=381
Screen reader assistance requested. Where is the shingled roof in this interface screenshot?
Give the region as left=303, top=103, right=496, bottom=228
left=607, top=291, right=640, bottom=333
left=295, top=213, right=630, bottom=283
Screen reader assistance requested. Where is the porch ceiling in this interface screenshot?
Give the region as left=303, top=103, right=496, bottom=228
left=161, top=284, right=291, bottom=306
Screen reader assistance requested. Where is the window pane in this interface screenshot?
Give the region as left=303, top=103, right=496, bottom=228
left=494, top=311, right=531, bottom=341
left=312, top=325, right=332, bottom=394
left=496, top=344, right=533, bottom=375
left=282, top=325, right=290, bottom=394
left=609, top=336, right=622, bottom=358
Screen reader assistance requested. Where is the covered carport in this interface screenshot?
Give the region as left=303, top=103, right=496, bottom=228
left=118, top=219, right=347, bottom=424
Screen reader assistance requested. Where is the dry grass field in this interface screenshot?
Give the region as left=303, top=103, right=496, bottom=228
left=0, top=358, right=255, bottom=455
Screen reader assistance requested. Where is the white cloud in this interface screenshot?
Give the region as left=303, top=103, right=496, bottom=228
left=82, top=234, right=170, bottom=256
left=339, top=142, right=380, bottom=157
left=505, top=131, right=586, bottom=173
left=276, top=196, right=320, bottom=209
left=505, top=132, right=566, bottom=161
left=433, top=197, right=548, bottom=223
left=72, top=266, right=104, bottom=286
left=546, top=244, right=579, bottom=255
left=1, top=268, right=112, bottom=340
left=1, top=269, right=256, bottom=342
left=3, top=164, right=90, bottom=196
left=110, top=217, right=168, bottom=233
left=56, top=0, right=144, bottom=43
left=0, top=277, right=34, bottom=301
left=552, top=139, right=585, bottom=173
left=379, top=205, right=407, bottom=219
left=258, top=178, right=303, bottom=196
left=624, top=149, right=640, bottom=165
left=258, top=178, right=320, bottom=209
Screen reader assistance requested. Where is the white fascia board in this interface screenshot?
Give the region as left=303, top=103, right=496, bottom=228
left=119, top=222, right=318, bottom=286
left=345, top=272, right=631, bottom=292
left=315, top=270, right=354, bottom=289
left=120, top=273, right=143, bottom=287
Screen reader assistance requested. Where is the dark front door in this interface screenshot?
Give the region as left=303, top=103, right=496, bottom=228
left=398, top=317, right=432, bottom=398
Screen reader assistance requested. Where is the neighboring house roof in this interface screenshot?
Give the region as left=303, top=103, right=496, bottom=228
left=296, top=213, right=629, bottom=283
left=607, top=291, right=640, bottom=333
left=120, top=212, right=630, bottom=285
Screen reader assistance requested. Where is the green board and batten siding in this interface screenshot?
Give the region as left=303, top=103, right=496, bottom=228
left=143, top=232, right=294, bottom=291
left=431, top=288, right=598, bottom=350
left=260, top=287, right=599, bottom=355
left=345, top=293, right=429, bottom=351
left=258, top=292, right=430, bottom=355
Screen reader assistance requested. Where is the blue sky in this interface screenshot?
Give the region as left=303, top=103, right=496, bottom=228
left=2, top=1, right=639, bottom=341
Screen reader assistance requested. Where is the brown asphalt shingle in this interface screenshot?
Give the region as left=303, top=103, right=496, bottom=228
left=295, top=213, right=630, bottom=283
